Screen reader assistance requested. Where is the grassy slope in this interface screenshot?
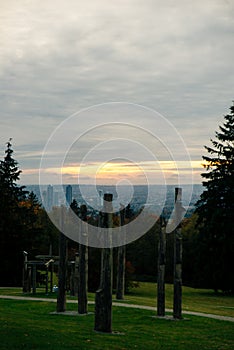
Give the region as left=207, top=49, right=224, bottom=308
left=0, top=299, right=233, bottom=350
left=1, top=282, right=233, bottom=317
left=124, top=283, right=234, bottom=317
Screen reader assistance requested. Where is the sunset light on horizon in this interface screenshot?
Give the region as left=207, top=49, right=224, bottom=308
left=23, top=159, right=205, bottom=185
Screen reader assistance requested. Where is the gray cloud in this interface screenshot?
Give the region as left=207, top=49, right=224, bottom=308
left=0, top=0, right=233, bottom=184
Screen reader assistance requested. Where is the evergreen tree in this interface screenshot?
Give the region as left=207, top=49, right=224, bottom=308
left=196, top=103, right=234, bottom=292
left=70, top=199, right=80, bottom=216
left=0, top=141, right=28, bottom=284
left=0, top=141, right=59, bottom=285
left=181, top=214, right=200, bottom=287
left=0, top=139, right=27, bottom=205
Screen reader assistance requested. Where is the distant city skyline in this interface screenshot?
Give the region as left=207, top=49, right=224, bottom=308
left=30, top=183, right=203, bottom=219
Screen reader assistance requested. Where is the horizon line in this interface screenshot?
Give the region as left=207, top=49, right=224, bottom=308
left=22, top=183, right=203, bottom=186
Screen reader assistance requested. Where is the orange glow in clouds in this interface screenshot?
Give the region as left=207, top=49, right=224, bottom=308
left=23, top=160, right=205, bottom=185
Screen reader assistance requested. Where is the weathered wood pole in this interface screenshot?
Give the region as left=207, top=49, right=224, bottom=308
left=94, top=193, right=113, bottom=333
left=70, top=252, right=79, bottom=297
left=78, top=204, right=88, bottom=314
left=74, top=252, right=79, bottom=296
left=32, top=264, right=37, bottom=294
left=57, top=207, right=68, bottom=312
left=173, top=187, right=183, bottom=319
left=45, top=266, right=49, bottom=295
left=116, top=205, right=126, bottom=300
left=49, top=244, right=53, bottom=293
left=50, top=261, right=54, bottom=293
left=157, top=216, right=166, bottom=316
left=70, top=261, right=75, bottom=296
left=27, top=267, right=32, bottom=293
left=22, top=252, right=30, bottom=293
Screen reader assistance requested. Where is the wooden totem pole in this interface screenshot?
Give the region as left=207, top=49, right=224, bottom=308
left=116, top=204, right=126, bottom=300
left=157, top=216, right=166, bottom=316
left=57, top=206, right=68, bottom=312
left=94, top=193, right=113, bottom=333
left=173, top=187, right=184, bottom=319
left=78, top=204, right=88, bottom=314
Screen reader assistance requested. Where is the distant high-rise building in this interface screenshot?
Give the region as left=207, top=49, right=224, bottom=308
left=47, top=185, right=53, bottom=211
left=42, top=190, right=47, bottom=207
left=53, top=191, right=59, bottom=207
left=98, top=189, right=103, bottom=208
left=66, top=185, right=73, bottom=206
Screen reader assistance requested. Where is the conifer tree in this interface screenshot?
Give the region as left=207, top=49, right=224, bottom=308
left=196, top=103, right=234, bottom=292
left=0, top=139, right=26, bottom=201
left=0, top=140, right=28, bottom=285
left=0, top=140, right=59, bottom=285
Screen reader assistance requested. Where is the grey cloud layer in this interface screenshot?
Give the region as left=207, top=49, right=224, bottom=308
left=0, top=0, right=233, bottom=183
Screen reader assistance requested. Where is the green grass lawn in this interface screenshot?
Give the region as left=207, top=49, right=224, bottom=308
left=0, top=298, right=233, bottom=350
left=1, top=282, right=233, bottom=317
left=124, top=283, right=234, bottom=317
left=0, top=283, right=233, bottom=349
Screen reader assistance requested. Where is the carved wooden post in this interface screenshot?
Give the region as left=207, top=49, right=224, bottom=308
left=173, top=188, right=183, bottom=319
left=157, top=216, right=166, bottom=316
left=22, top=251, right=30, bottom=293
left=70, top=261, right=75, bottom=296
left=57, top=207, right=67, bottom=312
left=27, top=266, right=31, bottom=293
left=45, top=265, right=49, bottom=295
left=74, top=252, right=79, bottom=296
left=116, top=205, right=126, bottom=300
left=78, top=205, right=88, bottom=314
left=49, top=244, right=53, bottom=293
left=50, top=261, right=54, bottom=293
left=94, top=193, right=113, bottom=333
left=32, top=264, right=36, bottom=294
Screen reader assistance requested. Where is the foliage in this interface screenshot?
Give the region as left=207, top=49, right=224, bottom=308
left=126, top=221, right=159, bottom=282
left=181, top=214, right=200, bottom=287
left=195, top=103, right=234, bottom=292
left=124, top=260, right=140, bottom=292
left=0, top=141, right=58, bottom=286
left=70, top=199, right=80, bottom=216
left=0, top=140, right=29, bottom=285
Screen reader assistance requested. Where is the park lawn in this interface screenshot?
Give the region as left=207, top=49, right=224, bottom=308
left=0, top=299, right=233, bottom=350
left=123, top=283, right=234, bottom=317
left=1, top=283, right=233, bottom=317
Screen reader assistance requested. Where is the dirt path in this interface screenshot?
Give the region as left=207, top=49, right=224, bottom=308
left=0, top=294, right=233, bottom=322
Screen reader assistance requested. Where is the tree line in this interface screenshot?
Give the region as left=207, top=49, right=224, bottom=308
left=0, top=102, right=233, bottom=292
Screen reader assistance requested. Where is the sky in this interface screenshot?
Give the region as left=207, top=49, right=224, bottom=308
left=0, top=0, right=234, bottom=186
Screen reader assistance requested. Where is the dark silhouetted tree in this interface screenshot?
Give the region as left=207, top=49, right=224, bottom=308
left=196, top=103, right=234, bottom=292
left=0, top=140, right=29, bottom=285
left=0, top=140, right=54, bottom=285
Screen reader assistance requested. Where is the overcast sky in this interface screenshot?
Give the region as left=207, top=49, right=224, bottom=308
left=0, top=0, right=233, bottom=185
